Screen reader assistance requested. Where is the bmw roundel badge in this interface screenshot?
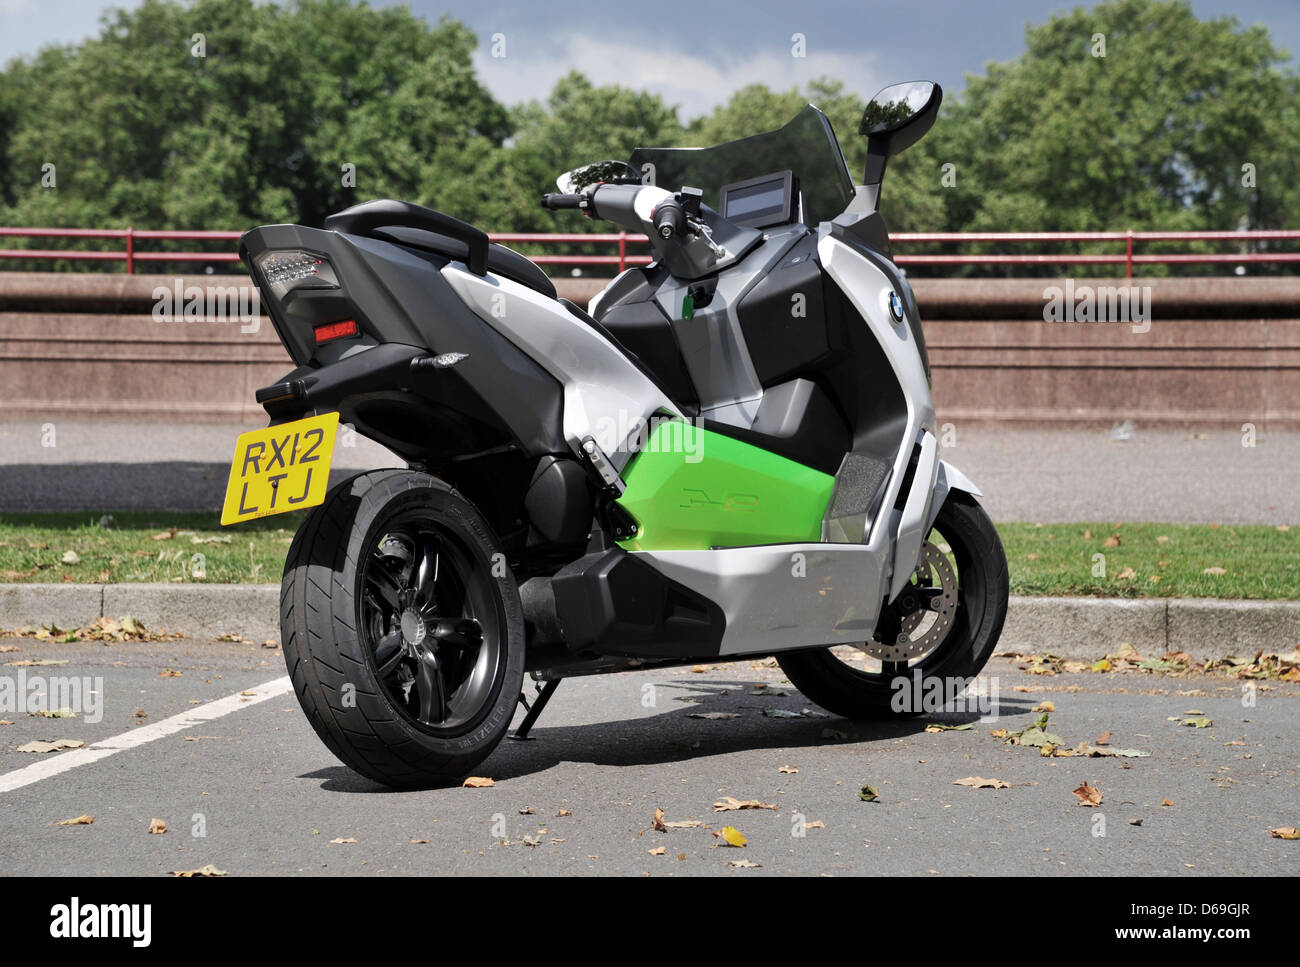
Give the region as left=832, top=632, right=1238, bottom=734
left=888, top=290, right=905, bottom=322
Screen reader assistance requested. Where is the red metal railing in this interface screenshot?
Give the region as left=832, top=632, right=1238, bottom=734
left=0, top=226, right=1297, bottom=277
left=890, top=230, right=1300, bottom=278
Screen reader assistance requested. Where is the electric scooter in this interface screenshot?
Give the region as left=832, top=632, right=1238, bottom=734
left=223, top=80, right=1008, bottom=787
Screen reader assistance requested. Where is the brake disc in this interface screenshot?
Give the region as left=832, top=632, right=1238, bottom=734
left=856, top=541, right=958, bottom=663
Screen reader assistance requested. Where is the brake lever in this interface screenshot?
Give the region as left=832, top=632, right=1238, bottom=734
left=688, top=217, right=727, bottom=259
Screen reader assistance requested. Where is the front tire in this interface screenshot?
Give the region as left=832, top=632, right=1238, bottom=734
left=281, top=469, right=525, bottom=788
left=777, top=492, right=1008, bottom=719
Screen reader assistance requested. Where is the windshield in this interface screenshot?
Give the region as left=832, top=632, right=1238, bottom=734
left=628, top=105, right=855, bottom=226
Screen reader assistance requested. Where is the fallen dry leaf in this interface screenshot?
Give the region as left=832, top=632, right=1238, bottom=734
left=159, top=669, right=182, bottom=678
left=778, top=764, right=798, bottom=774
left=17, top=738, right=84, bottom=754
left=1161, top=798, right=1175, bottom=807
left=147, top=818, right=167, bottom=835
left=329, top=837, right=357, bottom=844
left=688, top=712, right=739, bottom=720
left=1203, top=566, right=1227, bottom=576
left=1269, top=827, right=1299, bottom=840
left=713, top=796, right=777, bottom=812
left=56, top=814, right=94, bottom=826
left=647, top=846, right=666, bottom=856
left=663, top=820, right=703, bottom=829
left=462, top=776, right=494, bottom=788
left=690, top=664, right=708, bottom=673
left=726, top=859, right=761, bottom=868
left=953, top=776, right=1010, bottom=790
left=714, top=825, right=747, bottom=847
left=1073, top=782, right=1103, bottom=807
left=555, top=809, right=572, bottom=817
left=652, top=808, right=666, bottom=832
left=169, top=865, right=227, bottom=877
left=1095, top=731, right=1112, bottom=745
left=804, top=820, right=825, bottom=829
left=518, top=807, right=536, bottom=815
left=410, top=839, right=429, bottom=844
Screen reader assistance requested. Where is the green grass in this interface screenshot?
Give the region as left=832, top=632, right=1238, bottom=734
left=0, top=511, right=304, bottom=585
left=0, top=513, right=1295, bottom=600
left=998, top=521, right=1299, bottom=600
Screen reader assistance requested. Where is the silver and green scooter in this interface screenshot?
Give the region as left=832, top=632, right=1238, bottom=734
left=226, top=79, right=1008, bottom=787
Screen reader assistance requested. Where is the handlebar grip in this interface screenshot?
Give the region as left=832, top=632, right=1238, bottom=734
left=541, top=192, right=586, bottom=211
left=653, top=198, right=685, bottom=240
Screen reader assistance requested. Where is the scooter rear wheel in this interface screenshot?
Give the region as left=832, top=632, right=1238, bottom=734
left=280, top=469, right=525, bottom=788
left=777, top=491, right=1008, bottom=719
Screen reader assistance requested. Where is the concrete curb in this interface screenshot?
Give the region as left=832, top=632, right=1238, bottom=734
left=0, top=584, right=1297, bottom=660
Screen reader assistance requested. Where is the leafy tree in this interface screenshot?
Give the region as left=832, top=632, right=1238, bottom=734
left=498, top=71, right=683, bottom=234
left=0, top=0, right=510, bottom=236
left=936, top=0, right=1292, bottom=236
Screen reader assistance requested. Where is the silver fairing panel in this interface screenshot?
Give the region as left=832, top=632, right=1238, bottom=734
left=816, top=233, right=939, bottom=600
left=638, top=543, right=885, bottom=655
left=440, top=262, right=681, bottom=468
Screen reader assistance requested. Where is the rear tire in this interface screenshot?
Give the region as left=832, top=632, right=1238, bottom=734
left=777, top=492, right=1008, bottom=719
left=280, top=469, right=525, bottom=788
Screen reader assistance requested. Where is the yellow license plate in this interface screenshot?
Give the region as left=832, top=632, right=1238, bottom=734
left=220, top=412, right=339, bottom=525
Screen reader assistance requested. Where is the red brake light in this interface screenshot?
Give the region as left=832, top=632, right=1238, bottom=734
left=314, top=319, right=358, bottom=344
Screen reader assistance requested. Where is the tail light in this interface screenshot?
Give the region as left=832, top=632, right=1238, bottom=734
left=255, top=250, right=340, bottom=298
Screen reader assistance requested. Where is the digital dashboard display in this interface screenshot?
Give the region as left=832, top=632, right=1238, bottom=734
left=726, top=182, right=786, bottom=218
left=720, top=170, right=795, bottom=228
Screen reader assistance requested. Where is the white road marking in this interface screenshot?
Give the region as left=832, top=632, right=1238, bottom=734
left=0, top=676, right=293, bottom=794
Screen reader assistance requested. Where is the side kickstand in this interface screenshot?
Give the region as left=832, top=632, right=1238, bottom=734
left=509, top=678, right=562, bottom=740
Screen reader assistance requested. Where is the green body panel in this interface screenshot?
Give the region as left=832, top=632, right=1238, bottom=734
left=615, top=421, right=835, bottom=551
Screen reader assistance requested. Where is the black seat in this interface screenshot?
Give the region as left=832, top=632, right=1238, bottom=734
left=325, top=199, right=557, bottom=299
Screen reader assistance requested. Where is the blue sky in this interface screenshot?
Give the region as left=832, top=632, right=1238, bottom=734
left=2, top=0, right=1297, bottom=119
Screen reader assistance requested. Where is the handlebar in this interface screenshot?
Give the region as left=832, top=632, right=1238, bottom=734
left=652, top=197, right=686, bottom=240
left=540, top=192, right=588, bottom=211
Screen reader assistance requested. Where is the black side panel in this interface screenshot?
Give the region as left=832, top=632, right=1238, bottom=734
left=735, top=233, right=832, bottom=386
left=592, top=300, right=699, bottom=411
left=830, top=215, right=930, bottom=381
left=703, top=378, right=849, bottom=476
left=242, top=223, right=566, bottom=460
left=593, top=263, right=668, bottom=311
left=820, top=267, right=910, bottom=459
left=551, top=550, right=726, bottom=658
left=524, top=456, right=594, bottom=545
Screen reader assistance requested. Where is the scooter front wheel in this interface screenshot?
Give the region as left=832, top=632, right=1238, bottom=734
left=777, top=491, right=1008, bottom=719
left=280, top=469, right=525, bottom=788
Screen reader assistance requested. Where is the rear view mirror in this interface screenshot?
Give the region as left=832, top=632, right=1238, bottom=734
left=860, top=81, right=939, bottom=137
left=859, top=81, right=942, bottom=187
left=556, top=160, right=642, bottom=194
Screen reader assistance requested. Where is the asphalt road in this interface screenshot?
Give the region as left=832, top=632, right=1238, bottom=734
left=0, top=421, right=1295, bottom=524
left=1, top=638, right=1296, bottom=876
